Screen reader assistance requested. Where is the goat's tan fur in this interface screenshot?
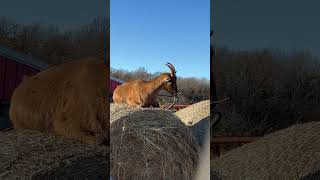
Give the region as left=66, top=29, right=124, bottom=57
left=9, top=58, right=109, bottom=145
left=113, top=63, right=178, bottom=107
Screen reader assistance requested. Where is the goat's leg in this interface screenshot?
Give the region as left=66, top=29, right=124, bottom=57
left=54, top=124, right=101, bottom=145
left=127, top=97, right=143, bottom=108
left=151, top=101, right=160, bottom=108
left=53, top=112, right=105, bottom=145
left=55, top=124, right=104, bottom=145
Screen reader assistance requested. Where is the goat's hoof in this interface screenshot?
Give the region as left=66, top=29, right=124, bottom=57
left=151, top=102, right=160, bottom=108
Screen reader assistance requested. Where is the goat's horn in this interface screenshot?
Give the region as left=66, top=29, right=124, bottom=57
left=165, top=62, right=176, bottom=76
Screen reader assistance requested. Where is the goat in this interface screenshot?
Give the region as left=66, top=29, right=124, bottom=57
left=113, top=63, right=178, bottom=107
left=10, top=59, right=109, bottom=145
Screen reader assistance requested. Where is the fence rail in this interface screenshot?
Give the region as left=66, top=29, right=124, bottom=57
left=162, top=104, right=190, bottom=111
left=211, top=136, right=261, bottom=157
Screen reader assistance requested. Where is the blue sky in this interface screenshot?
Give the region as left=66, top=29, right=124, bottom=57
left=111, top=0, right=210, bottom=80
left=214, top=0, right=320, bottom=57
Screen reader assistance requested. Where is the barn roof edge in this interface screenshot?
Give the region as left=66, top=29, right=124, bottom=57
left=0, top=44, right=48, bottom=70
left=110, top=76, right=125, bottom=83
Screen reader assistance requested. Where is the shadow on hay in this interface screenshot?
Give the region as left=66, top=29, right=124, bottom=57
left=190, top=117, right=209, bottom=146
left=0, top=130, right=110, bottom=180
left=32, top=154, right=109, bottom=180
left=211, top=121, right=320, bottom=179
left=300, top=170, right=320, bottom=180
left=9, top=58, right=109, bottom=145
left=210, top=171, right=223, bottom=180
left=110, top=109, right=199, bottom=180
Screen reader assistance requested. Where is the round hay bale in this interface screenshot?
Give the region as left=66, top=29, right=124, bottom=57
left=211, top=121, right=320, bottom=179
left=110, top=103, right=137, bottom=124
left=9, top=58, right=109, bottom=145
left=175, top=100, right=210, bottom=146
left=175, top=100, right=210, bottom=126
left=0, top=130, right=109, bottom=180
left=189, top=118, right=210, bottom=146
left=110, top=104, right=199, bottom=180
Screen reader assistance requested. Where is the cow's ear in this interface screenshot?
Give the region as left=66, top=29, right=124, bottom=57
left=22, top=75, right=30, bottom=81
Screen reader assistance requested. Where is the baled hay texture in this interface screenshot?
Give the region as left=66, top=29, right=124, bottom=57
left=110, top=103, right=138, bottom=124
left=175, top=100, right=210, bottom=146
left=9, top=58, right=109, bottom=145
left=110, top=105, right=199, bottom=180
left=0, top=130, right=109, bottom=180
left=211, top=121, right=320, bottom=180
left=175, top=100, right=210, bottom=126
left=189, top=118, right=210, bottom=147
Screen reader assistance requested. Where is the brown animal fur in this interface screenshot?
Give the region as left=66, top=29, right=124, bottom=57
left=9, top=58, right=109, bottom=145
left=113, top=63, right=178, bottom=107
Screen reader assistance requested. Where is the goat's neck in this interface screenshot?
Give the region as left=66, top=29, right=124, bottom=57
left=145, top=76, right=165, bottom=96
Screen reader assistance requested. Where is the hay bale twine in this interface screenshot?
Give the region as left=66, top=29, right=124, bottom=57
left=211, top=121, right=320, bottom=180
left=0, top=130, right=109, bottom=180
left=175, top=100, right=210, bottom=146
left=110, top=104, right=199, bottom=180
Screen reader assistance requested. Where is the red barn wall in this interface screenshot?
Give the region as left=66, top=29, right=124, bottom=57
left=0, top=55, right=40, bottom=101
left=110, top=79, right=122, bottom=95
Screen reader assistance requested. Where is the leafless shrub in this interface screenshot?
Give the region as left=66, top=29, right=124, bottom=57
left=0, top=16, right=109, bottom=65
left=214, top=48, right=320, bottom=136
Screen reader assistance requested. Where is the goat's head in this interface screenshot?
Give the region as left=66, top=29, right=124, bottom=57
left=162, top=62, right=178, bottom=96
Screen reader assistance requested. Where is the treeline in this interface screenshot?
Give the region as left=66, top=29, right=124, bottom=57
left=214, top=48, right=320, bottom=136
left=111, top=67, right=210, bottom=104
left=0, top=16, right=109, bottom=64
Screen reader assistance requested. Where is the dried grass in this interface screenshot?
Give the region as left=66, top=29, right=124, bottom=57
left=211, top=121, right=320, bottom=179
left=110, top=103, right=138, bottom=124
left=0, top=130, right=109, bottom=180
left=110, top=103, right=199, bottom=180
left=175, top=100, right=210, bottom=126
left=175, top=100, right=210, bottom=146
